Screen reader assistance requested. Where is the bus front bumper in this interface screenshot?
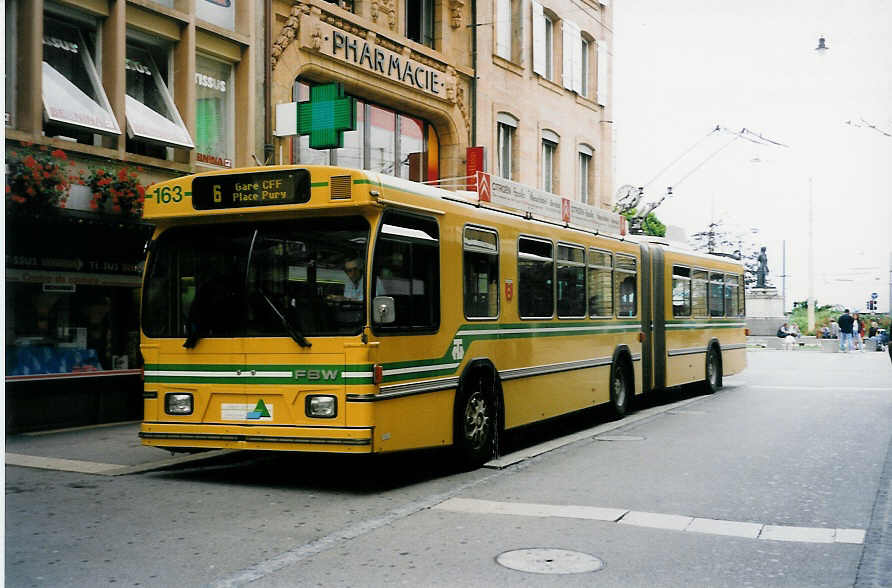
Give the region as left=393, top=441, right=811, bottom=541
left=139, top=422, right=374, bottom=453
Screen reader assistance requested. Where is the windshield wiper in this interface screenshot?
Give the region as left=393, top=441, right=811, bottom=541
left=260, top=289, right=312, bottom=348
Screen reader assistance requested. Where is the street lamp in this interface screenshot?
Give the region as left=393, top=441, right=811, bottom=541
left=807, top=35, right=829, bottom=334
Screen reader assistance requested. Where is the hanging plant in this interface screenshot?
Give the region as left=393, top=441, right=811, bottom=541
left=5, top=142, right=71, bottom=215
left=82, top=166, right=147, bottom=218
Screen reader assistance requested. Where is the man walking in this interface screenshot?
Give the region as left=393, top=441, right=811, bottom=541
left=837, top=309, right=855, bottom=352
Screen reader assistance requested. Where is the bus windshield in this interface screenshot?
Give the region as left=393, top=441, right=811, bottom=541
left=142, top=216, right=370, bottom=342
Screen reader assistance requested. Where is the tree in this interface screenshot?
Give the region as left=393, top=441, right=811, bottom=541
left=621, top=208, right=666, bottom=237
left=689, top=220, right=765, bottom=287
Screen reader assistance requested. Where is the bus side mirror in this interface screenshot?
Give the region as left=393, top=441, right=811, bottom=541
left=373, top=296, right=395, bottom=324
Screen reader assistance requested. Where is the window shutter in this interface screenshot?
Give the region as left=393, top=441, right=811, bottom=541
left=532, top=0, right=545, bottom=76
left=497, top=0, right=511, bottom=59
left=597, top=40, right=609, bottom=106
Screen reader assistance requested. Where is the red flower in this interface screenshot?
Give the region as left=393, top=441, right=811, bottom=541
left=5, top=186, right=10, bottom=193
left=23, top=155, right=37, bottom=169
left=118, top=169, right=128, bottom=181
left=25, top=187, right=35, bottom=196
left=12, top=195, right=26, bottom=203
left=90, top=200, right=98, bottom=209
left=50, top=149, right=67, bottom=160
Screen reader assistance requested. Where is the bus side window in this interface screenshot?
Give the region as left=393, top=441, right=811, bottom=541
left=463, top=226, right=499, bottom=319
left=615, top=254, right=637, bottom=317
left=692, top=269, right=708, bottom=317
left=372, top=212, right=440, bottom=332
left=708, top=272, right=724, bottom=317
left=518, top=237, right=554, bottom=319
left=672, top=266, right=691, bottom=317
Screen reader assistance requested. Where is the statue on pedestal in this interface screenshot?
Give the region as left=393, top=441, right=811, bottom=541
left=756, top=246, right=769, bottom=288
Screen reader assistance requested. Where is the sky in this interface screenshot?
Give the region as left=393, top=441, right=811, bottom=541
left=613, top=0, right=892, bottom=313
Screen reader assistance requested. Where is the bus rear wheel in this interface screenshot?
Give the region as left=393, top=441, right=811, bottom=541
left=609, top=360, right=631, bottom=418
left=454, top=383, right=496, bottom=467
left=703, top=347, right=721, bottom=394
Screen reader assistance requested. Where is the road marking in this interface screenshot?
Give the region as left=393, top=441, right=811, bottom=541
left=5, top=450, right=234, bottom=476
left=750, top=385, right=892, bottom=391
left=433, top=497, right=865, bottom=545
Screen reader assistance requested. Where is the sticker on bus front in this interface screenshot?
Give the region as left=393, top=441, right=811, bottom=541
left=221, top=400, right=273, bottom=421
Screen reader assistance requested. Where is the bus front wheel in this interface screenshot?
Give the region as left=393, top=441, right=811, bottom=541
left=454, top=381, right=496, bottom=467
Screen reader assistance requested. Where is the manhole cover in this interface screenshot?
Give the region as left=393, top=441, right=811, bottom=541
left=496, top=548, right=604, bottom=574
left=595, top=434, right=645, bottom=441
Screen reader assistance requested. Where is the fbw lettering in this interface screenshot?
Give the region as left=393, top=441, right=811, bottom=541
left=294, top=369, right=339, bottom=381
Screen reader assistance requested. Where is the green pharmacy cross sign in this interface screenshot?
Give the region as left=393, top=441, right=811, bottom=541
left=297, top=83, right=357, bottom=150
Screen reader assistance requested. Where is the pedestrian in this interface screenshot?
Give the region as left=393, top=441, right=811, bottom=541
left=830, top=321, right=840, bottom=339
left=837, top=309, right=854, bottom=352
left=777, top=322, right=797, bottom=351
left=852, top=313, right=864, bottom=351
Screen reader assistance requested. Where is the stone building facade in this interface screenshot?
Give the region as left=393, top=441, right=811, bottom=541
left=270, top=0, right=613, bottom=206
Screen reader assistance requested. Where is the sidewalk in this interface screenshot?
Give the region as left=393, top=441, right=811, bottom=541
left=5, top=421, right=233, bottom=476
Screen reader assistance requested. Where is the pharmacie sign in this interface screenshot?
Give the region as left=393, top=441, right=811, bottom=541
left=310, top=23, right=452, bottom=100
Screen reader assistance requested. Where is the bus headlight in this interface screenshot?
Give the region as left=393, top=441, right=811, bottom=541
left=306, top=395, right=337, bottom=418
left=165, top=393, right=193, bottom=415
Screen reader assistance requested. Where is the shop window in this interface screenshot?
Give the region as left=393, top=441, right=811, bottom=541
left=708, top=272, right=724, bottom=317
left=369, top=105, right=397, bottom=174
left=463, top=226, right=499, bottom=319
left=518, top=237, right=553, bottom=319
left=42, top=16, right=120, bottom=142
left=6, top=282, right=141, bottom=375
left=497, top=113, right=517, bottom=180
left=692, top=269, right=708, bottom=317
left=615, top=254, right=637, bottom=317
left=292, top=80, right=438, bottom=181
left=588, top=249, right=612, bottom=317
left=195, top=55, right=234, bottom=168
left=372, top=212, right=440, bottom=333
left=672, top=266, right=692, bottom=317
left=196, top=0, right=235, bottom=31
left=399, top=115, right=425, bottom=181
left=125, top=43, right=193, bottom=157
left=557, top=244, right=585, bottom=318
left=5, top=0, right=17, bottom=127
left=406, top=0, right=435, bottom=48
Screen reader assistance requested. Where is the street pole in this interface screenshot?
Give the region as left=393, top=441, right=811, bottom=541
left=808, top=177, right=815, bottom=333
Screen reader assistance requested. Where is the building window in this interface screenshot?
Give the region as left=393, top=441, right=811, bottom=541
left=518, top=236, right=554, bottom=319
left=125, top=42, right=193, bottom=157
left=292, top=80, right=439, bottom=181
left=578, top=145, right=593, bottom=203
left=196, top=0, right=235, bottom=31
left=42, top=16, right=120, bottom=142
left=541, top=129, right=558, bottom=193
left=195, top=55, right=234, bottom=168
left=588, top=249, right=612, bottom=317
left=496, top=0, right=521, bottom=62
left=496, top=113, right=517, bottom=180
left=544, top=15, right=554, bottom=80
left=615, top=254, right=637, bottom=317
left=463, top=226, right=499, bottom=319
left=372, top=211, right=440, bottom=333
left=556, top=244, right=585, bottom=318
left=406, top=0, right=435, bottom=48
left=672, top=266, right=692, bottom=317
left=580, top=37, right=590, bottom=97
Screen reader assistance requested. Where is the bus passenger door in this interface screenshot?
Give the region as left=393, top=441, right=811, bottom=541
left=639, top=243, right=653, bottom=393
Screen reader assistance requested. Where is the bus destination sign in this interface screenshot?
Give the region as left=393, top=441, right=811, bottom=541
left=192, top=169, right=310, bottom=209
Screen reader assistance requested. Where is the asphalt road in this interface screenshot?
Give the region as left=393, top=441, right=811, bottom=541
left=5, top=350, right=891, bottom=587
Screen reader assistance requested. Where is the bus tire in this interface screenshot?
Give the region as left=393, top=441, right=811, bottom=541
left=453, top=378, right=497, bottom=467
left=609, top=358, right=631, bottom=418
left=704, top=346, right=722, bottom=394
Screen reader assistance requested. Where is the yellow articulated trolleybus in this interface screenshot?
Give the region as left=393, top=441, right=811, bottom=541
left=139, top=165, right=747, bottom=466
